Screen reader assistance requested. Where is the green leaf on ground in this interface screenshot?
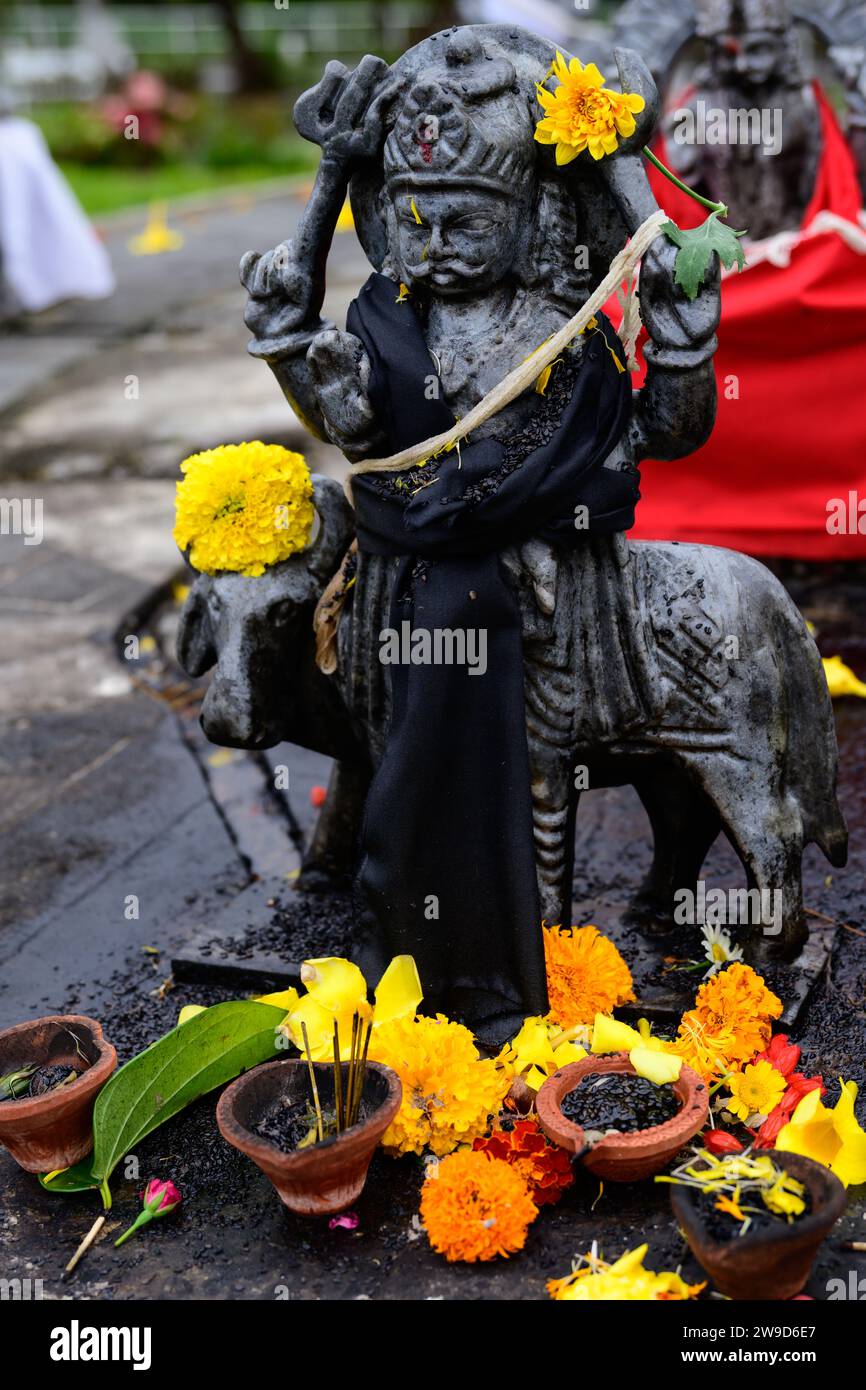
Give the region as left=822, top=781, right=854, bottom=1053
left=39, top=1000, right=287, bottom=1207
left=662, top=212, right=747, bottom=300
left=38, top=1158, right=98, bottom=1195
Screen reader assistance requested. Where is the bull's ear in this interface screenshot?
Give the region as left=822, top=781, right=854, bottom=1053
left=307, top=474, right=355, bottom=584
left=176, top=579, right=217, bottom=677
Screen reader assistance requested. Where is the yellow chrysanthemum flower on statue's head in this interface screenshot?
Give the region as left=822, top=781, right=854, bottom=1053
left=534, top=53, right=646, bottom=165
left=173, top=441, right=315, bottom=577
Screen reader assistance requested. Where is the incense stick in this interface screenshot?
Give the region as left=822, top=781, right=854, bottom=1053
left=301, top=1021, right=324, bottom=1142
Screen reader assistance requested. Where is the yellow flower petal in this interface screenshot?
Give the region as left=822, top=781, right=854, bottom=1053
left=823, top=655, right=866, bottom=698
left=591, top=1013, right=640, bottom=1054
left=629, top=1045, right=682, bottom=1086
left=552, top=1040, right=588, bottom=1069
left=255, top=987, right=300, bottom=1012
left=177, top=1004, right=207, bottom=1026
left=300, top=957, right=367, bottom=1014
left=374, top=955, right=422, bottom=1026
left=555, top=142, right=582, bottom=166
left=285, top=993, right=345, bottom=1060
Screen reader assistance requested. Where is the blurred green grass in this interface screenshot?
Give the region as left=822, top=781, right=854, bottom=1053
left=60, top=155, right=316, bottom=215
left=35, top=96, right=319, bottom=215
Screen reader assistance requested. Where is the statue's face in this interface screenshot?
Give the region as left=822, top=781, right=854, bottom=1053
left=711, top=30, right=785, bottom=89
left=386, top=185, right=516, bottom=297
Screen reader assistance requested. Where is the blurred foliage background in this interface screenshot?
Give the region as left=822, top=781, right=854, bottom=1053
left=0, top=0, right=620, bottom=212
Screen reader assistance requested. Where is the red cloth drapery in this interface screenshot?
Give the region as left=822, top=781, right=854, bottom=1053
left=622, top=85, right=866, bottom=558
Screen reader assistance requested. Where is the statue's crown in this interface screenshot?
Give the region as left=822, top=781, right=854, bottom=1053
left=697, top=0, right=790, bottom=35
left=383, top=31, right=535, bottom=192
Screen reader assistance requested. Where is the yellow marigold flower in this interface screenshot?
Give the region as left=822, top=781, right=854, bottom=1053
left=548, top=1243, right=704, bottom=1301
left=544, top=924, right=635, bottom=1029
left=674, top=962, right=782, bottom=1080
left=670, top=1014, right=738, bottom=1083
left=369, top=1013, right=511, bottom=1157
left=173, top=441, right=315, bottom=577
left=534, top=53, right=646, bottom=165
left=726, top=1059, right=787, bottom=1122
left=420, top=1150, right=537, bottom=1262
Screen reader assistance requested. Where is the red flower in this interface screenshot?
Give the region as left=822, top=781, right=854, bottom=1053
left=785, top=1072, right=824, bottom=1106
left=755, top=1033, right=800, bottom=1078
left=473, top=1118, right=573, bottom=1207
left=704, top=1128, right=744, bottom=1156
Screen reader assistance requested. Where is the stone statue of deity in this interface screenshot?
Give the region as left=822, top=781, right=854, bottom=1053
left=191, top=23, right=846, bottom=1041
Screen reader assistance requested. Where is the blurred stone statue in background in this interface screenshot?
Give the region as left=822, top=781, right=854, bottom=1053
left=613, top=0, right=866, bottom=238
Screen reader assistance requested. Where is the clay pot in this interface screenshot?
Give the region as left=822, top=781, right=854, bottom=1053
left=0, top=1015, right=117, bottom=1173
left=670, top=1152, right=847, bottom=1300
left=536, top=1052, right=708, bottom=1182
left=216, top=1058, right=402, bottom=1216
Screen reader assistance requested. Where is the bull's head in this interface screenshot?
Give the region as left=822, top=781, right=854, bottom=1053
left=176, top=474, right=354, bottom=749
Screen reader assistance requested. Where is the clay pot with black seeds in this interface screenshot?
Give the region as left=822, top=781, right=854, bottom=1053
left=0, top=1015, right=117, bottom=1172
left=536, top=1052, right=709, bottom=1182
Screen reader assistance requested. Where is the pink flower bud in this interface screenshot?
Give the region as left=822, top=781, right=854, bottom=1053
left=142, top=1178, right=182, bottom=1217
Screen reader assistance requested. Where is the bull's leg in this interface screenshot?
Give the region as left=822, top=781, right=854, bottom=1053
left=529, top=734, right=575, bottom=925
left=701, top=765, right=807, bottom=960
left=297, top=757, right=370, bottom=893
left=627, top=774, right=721, bottom=933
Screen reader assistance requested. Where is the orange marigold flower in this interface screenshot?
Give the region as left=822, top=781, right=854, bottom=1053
left=473, top=1117, right=574, bottom=1207
left=420, top=1150, right=538, bottom=1263
left=544, top=924, right=635, bottom=1028
left=674, top=963, right=783, bottom=1080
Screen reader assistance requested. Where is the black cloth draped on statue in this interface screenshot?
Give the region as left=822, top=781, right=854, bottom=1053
left=346, top=273, right=637, bottom=1038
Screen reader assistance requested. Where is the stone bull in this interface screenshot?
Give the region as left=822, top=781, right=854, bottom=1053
left=176, top=474, right=847, bottom=962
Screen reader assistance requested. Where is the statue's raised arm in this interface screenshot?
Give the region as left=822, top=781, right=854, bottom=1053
left=240, top=55, right=392, bottom=454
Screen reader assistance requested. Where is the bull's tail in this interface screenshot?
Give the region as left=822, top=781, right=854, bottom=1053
left=776, top=595, right=848, bottom=869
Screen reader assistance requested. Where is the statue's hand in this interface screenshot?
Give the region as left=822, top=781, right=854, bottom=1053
left=639, top=236, right=721, bottom=354
left=294, top=55, right=392, bottom=168
left=501, top=539, right=558, bottom=618
left=240, top=242, right=318, bottom=357
left=307, top=329, right=381, bottom=455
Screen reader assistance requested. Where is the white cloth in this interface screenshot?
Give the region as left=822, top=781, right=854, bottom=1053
left=0, top=116, right=114, bottom=312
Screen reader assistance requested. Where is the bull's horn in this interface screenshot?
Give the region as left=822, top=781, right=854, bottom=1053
left=610, top=47, right=659, bottom=155
left=307, top=474, right=356, bottom=583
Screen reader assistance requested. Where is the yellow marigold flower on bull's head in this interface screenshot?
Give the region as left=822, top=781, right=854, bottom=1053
left=173, top=441, right=315, bottom=577
left=543, top=924, right=635, bottom=1029
left=534, top=53, right=645, bottom=165
left=368, top=1013, right=511, bottom=1157
left=420, top=1150, right=537, bottom=1262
